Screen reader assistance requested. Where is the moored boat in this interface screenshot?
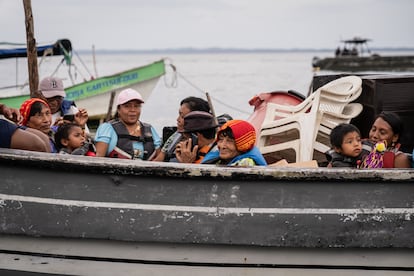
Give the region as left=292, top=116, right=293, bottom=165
left=0, top=148, right=413, bottom=275
left=312, top=37, right=414, bottom=72
left=0, top=39, right=167, bottom=120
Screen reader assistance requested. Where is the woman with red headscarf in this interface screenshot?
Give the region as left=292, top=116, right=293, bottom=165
left=201, top=120, right=267, bottom=166
left=19, top=98, right=58, bottom=153
left=0, top=102, right=50, bottom=152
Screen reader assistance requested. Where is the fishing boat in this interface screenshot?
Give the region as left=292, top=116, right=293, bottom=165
left=0, top=39, right=167, bottom=120
left=0, top=148, right=413, bottom=276
left=312, top=37, right=414, bottom=72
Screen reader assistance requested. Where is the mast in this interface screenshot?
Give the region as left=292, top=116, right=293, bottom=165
left=23, top=0, right=41, bottom=98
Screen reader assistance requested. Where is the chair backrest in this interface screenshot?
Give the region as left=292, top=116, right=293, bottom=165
left=317, top=76, right=362, bottom=114
left=313, top=103, right=364, bottom=159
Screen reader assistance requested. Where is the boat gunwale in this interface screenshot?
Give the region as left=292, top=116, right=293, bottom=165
left=0, top=148, right=412, bottom=181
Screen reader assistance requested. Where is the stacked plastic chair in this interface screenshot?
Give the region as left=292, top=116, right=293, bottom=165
left=258, top=76, right=363, bottom=163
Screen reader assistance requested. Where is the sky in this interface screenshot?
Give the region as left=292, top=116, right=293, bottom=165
left=1, top=0, right=414, bottom=51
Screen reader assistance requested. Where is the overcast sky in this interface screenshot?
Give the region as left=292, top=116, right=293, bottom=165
left=1, top=0, right=413, bottom=51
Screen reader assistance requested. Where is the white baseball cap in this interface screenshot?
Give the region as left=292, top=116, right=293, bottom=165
left=116, top=88, right=144, bottom=105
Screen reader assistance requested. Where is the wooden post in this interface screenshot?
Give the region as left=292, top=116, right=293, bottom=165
left=206, top=92, right=219, bottom=126
left=23, top=0, right=40, bottom=98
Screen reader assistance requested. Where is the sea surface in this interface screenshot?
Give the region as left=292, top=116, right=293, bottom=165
left=2, top=50, right=414, bottom=135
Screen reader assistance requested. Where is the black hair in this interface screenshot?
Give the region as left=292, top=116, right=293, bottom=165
left=330, top=123, right=361, bottom=149
left=54, top=123, right=82, bottom=150
left=197, top=127, right=217, bottom=140
left=218, top=127, right=235, bottom=140
left=28, top=101, right=47, bottom=118
left=180, top=97, right=210, bottom=113
left=376, top=111, right=404, bottom=139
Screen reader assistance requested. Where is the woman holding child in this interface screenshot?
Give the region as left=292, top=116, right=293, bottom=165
left=327, top=112, right=411, bottom=168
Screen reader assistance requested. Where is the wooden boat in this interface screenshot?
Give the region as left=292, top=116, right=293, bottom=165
left=0, top=148, right=413, bottom=275
left=0, top=39, right=167, bottom=120
left=312, top=37, right=414, bottom=72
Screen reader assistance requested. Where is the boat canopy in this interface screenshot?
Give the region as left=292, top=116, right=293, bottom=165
left=0, top=39, right=72, bottom=60
left=341, top=37, right=372, bottom=44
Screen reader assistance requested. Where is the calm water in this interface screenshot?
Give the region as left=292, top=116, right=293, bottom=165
left=3, top=50, right=414, bottom=134
left=93, top=51, right=318, bottom=134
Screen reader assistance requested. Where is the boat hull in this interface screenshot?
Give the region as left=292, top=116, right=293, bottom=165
left=0, top=149, right=413, bottom=275
left=312, top=55, right=414, bottom=72
left=1, top=235, right=413, bottom=276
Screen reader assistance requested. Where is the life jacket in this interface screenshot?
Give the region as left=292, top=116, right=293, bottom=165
left=194, top=142, right=216, bottom=164
left=109, top=119, right=155, bottom=160
left=325, top=149, right=360, bottom=168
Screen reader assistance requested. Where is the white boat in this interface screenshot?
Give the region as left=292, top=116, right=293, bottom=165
left=0, top=39, right=167, bottom=120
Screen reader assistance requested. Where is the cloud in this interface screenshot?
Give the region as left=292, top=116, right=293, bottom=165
left=1, top=0, right=413, bottom=50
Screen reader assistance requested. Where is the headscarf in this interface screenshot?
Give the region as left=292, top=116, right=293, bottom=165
left=19, top=98, right=50, bottom=126
left=218, top=120, right=256, bottom=152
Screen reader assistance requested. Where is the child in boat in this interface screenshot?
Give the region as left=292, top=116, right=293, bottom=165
left=201, top=120, right=267, bottom=166
left=325, top=123, right=367, bottom=168
left=55, top=123, right=96, bottom=156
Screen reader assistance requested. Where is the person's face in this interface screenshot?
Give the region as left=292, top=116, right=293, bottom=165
left=336, top=131, right=362, bottom=158
left=369, top=117, right=398, bottom=146
left=26, top=104, right=52, bottom=135
left=45, top=96, right=63, bottom=114
left=177, top=103, right=191, bottom=132
left=217, top=133, right=239, bottom=161
left=62, top=126, right=85, bottom=151
left=117, top=100, right=141, bottom=125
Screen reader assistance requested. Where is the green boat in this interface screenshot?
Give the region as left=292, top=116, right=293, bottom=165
left=0, top=39, right=166, bottom=120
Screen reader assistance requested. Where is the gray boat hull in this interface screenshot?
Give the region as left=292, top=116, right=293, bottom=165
left=0, top=149, right=413, bottom=275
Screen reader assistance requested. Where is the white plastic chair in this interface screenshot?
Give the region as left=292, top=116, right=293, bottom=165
left=317, top=76, right=362, bottom=114
left=313, top=103, right=364, bottom=155
left=258, top=90, right=322, bottom=162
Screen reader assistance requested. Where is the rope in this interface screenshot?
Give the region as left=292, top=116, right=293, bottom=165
left=162, top=57, right=250, bottom=115
left=175, top=70, right=251, bottom=115
left=73, top=49, right=94, bottom=78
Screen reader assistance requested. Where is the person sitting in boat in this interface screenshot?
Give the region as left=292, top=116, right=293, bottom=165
left=201, top=120, right=267, bottom=166
left=55, top=122, right=96, bottom=156
left=0, top=102, right=50, bottom=152
left=359, top=111, right=411, bottom=168
left=325, top=123, right=367, bottom=168
left=39, top=76, right=89, bottom=132
left=152, top=96, right=211, bottom=162
left=19, top=98, right=58, bottom=153
left=94, top=88, right=161, bottom=160
left=174, top=111, right=218, bottom=164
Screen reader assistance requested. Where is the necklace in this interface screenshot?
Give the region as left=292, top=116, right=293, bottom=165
left=126, top=122, right=141, bottom=135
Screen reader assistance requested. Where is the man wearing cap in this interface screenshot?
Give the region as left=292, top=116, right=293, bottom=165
left=39, top=76, right=88, bottom=129
left=175, top=111, right=218, bottom=164
left=94, top=88, right=161, bottom=160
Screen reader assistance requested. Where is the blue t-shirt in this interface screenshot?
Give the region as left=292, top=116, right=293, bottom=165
left=95, top=122, right=161, bottom=159
left=0, top=119, right=18, bottom=148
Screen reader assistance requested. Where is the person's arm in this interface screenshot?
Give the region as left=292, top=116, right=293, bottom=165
left=95, top=141, right=109, bottom=157
left=394, top=152, right=411, bottom=168
left=151, top=151, right=166, bottom=162
left=11, top=128, right=51, bottom=152
left=0, top=103, right=22, bottom=123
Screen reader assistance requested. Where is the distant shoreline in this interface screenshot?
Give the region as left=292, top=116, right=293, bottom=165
left=78, top=47, right=414, bottom=55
